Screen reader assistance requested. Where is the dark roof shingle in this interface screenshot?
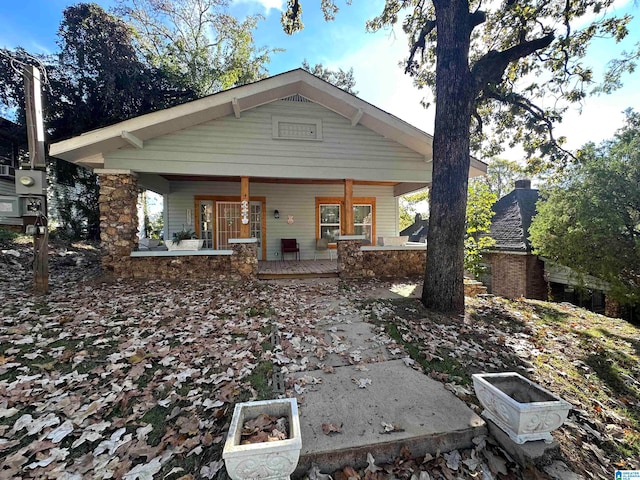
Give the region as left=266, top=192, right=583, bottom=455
left=489, top=187, right=539, bottom=252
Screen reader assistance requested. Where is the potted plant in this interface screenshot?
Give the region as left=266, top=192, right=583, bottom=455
left=472, top=372, right=571, bottom=444
left=223, top=398, right=301, bottom=480
left=164, top=228, right=204, bottom=251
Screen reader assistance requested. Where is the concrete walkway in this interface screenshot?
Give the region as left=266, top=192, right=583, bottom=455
left=284, top=298, right=486, bottom=476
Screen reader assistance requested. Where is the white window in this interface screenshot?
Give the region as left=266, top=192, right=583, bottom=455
left=319, top=204, right=341, bottom=243
left=316, top=197, right=376, bottom=245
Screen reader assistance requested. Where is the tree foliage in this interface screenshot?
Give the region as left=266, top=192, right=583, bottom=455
left=281, top=0, right=635, bottom=312
left=301, top=59, right=358, bottom=94
left=55, top=3, right=193, bottom=137
left=477, top=158, right=526, bottom=199
left=530, top=109, right=640, bottom=304
left=117, top=0, right=277, bottom=96
left=399, top=190, right=429, bottom=231
left=366, top=1, right=635, bottom=171
left=2, top=2, right=273, bottom=240
left=465, top=180, right=496, bottom=278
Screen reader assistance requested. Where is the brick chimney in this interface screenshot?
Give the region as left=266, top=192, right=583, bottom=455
left=515, top=179, right=531, bottom=189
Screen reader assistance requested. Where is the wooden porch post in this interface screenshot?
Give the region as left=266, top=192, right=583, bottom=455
left=240, top=176, right=250, bottom=238
left=344, top=179, right=354, bottom=235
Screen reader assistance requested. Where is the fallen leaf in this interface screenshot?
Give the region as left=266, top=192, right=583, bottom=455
left=352, top=378, right=372, bottom=388
left=46, top=420, right=74, bottom=443
left=321, top=423, right=342, bottom=435
left=200, top=460, right=224, bottom=479
left=307, top=463, right=333, bottom=480
left=365, top=452, right=382, bottom=474
left=444, top=450, right=461, bottom=470
left=123, top=456, right=164, bottom=480
left=380, top=422, right=404, bottom=434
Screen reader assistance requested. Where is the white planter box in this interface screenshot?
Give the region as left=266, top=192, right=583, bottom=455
left=472, top=372, right=571, bottom=444
left=223, top=398, right=301, bottom=480
left=164, top=239, right=204, bottom=251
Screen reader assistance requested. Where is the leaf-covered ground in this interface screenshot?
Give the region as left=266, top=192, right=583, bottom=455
left=1, top=238, right=638, bottom=479
left=361, top=291, right=640, bottom=478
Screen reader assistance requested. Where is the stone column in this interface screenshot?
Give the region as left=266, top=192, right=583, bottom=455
left=604, top=296, right=621, bottom=319
left=337, top=236, right=364, bottom=279
left=229, top=238, right=258, bottom=279
left=97, top=170, right=139, bottom=274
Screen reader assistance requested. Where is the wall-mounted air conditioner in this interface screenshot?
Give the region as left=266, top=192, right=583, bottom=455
left=0, top=165, right=15, bottom=178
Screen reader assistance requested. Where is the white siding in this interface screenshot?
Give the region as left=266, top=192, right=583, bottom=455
left=166, top=181, right=398, bottom=261
left=0, top=179, right=15, bottom=196
left=105, top=100, right=430, bottom=183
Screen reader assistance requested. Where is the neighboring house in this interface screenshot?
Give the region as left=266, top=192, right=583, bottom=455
left=0, top=117, right=27, bottom=231
left=400, top=213, right=429, bottom=243
left=49, top=69, right=486, bottom=278
left=483, top=179, right=607, bottom=314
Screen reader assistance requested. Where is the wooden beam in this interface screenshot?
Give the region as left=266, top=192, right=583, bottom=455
left=232, top=97, right=241, bottom=119
left=344, top=179, right=354, bottom=235
left=121, top=131, right=143, bottom=149
left=240, top=176, right=250, bottom=238
left=160, top=175, right=399, bottom=186
left=351, top=108, right=363, bottom=127
left=394, top=182, right=429, bottom=197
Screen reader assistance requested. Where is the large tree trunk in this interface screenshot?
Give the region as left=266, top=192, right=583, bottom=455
left=422, top=0, right=477, bottom=313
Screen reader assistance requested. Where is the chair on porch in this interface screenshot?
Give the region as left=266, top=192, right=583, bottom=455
left=314, top=238, right=334, bottom=260
left=281, top=238, right=300, bottom=261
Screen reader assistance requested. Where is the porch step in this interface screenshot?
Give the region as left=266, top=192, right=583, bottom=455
left=258, top=272, right=339, bottom=280
left=289, top=360, right=486, bottom=477
left=257, top=260, right=338, bottom=280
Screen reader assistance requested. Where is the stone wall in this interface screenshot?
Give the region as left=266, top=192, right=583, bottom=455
left=114, top=242, right=258, bottom=281
left=98, top=172, right=139, bottom=274
left=337, top=239, right=426, bottom=279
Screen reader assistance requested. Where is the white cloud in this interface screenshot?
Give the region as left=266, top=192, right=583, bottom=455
left=232, top=0, right=284, bottom=13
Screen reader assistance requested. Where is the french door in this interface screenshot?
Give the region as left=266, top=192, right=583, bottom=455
left=216, top=201, right=263, bottom=260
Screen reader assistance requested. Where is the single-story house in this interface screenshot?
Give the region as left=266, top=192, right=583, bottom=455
left=49, top=69, right=486, bottom=280
left=0, top=117, right=28, bottom=232
left=483, top=179, right=610, bottom=314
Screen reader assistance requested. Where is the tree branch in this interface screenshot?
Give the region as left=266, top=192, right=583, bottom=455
left=479, top=88, right=577, bottom=162
left=471, top=33, right=555, bottom=88
left=405, top=19, right=436, bottom=74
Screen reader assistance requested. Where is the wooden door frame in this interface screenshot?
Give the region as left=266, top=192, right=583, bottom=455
left=194, top=195, right=267, bottom=260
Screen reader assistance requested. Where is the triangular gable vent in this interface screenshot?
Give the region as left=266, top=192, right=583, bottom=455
left=281, top=94, right=312, bottom=103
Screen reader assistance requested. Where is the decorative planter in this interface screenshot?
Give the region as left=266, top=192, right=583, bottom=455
left=164, top=239, right=204, bottom=251
left=472, top=372, right=571, bottom=444
left=223, top=398, right=301, bottom=480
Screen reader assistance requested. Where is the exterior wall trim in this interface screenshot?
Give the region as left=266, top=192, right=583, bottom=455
left=131, top=250, right=233, bottom=257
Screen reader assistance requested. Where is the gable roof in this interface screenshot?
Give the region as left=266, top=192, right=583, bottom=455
left=489, top=184, right=539, bottom=253
left=400, top=214, right=429, bottom=242
left=49, top=69, right=486, bottom=176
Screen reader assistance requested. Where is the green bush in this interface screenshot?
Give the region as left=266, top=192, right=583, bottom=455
left=0, top=227, right=19, bottom=243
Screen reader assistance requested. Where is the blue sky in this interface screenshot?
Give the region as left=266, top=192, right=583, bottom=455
left=1, top=0, right=639, bottom=160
